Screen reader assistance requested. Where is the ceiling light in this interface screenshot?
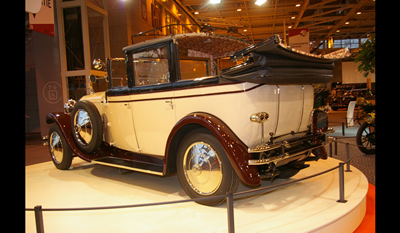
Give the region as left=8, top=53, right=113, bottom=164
left=288, top=26, right=292, bottom=29
left=295, top=4, right=301, bottom=7
left=291, top=16, right=295, bottom=19
left=210, top=0, right=221, bottom=4
left=345, top=21, right=349, bottom=24
left=357, top=11, right=361, bottom=14
left=194, top=11, right=199, bottom=14
left=255, top=0, right=266, bottom=6
left=237, top=8, right=242, bottom=11
left=243, top=29, right=247, bottom=32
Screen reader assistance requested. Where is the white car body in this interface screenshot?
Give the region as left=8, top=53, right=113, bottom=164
left=82, top=83, right=314, bottom=156
left=46, top=33, right=345, bottom=205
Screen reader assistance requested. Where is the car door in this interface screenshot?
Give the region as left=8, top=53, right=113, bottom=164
left=104, top=98, right=140, bottom=152
left=130, top=45, right=177, bottom=156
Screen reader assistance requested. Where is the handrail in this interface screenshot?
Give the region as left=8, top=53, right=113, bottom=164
left=26, top=137, right=365, bottom=233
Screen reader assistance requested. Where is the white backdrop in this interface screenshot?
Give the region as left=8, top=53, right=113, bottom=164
left=342, top=61, right=375, bottom=84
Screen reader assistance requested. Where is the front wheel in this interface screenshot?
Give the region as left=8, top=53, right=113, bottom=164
left=48, top=124, right=73, bottom=170
left=176, top=128, right=239, bottom=206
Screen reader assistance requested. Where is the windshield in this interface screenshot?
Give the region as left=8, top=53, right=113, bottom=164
left=92, top=58, right=127, bottom=92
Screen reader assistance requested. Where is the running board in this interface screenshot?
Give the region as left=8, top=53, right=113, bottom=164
left=91, top=157, right=164, bottom=176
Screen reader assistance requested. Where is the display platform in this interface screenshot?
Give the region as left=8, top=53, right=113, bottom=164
left=26, top=157, right=368, bottom=233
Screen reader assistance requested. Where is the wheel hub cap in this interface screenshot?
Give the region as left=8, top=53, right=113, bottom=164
left=49, top=131, right=63, bottom=164
left=73, top=109, right=93, bottom=146
left=183, top=142, right=223, bottom=195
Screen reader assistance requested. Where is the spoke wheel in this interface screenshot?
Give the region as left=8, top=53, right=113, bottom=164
left=356, top=122, right=375, bottom=155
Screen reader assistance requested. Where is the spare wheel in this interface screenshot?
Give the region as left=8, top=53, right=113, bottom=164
left=71, top=100, right=103, bottom=154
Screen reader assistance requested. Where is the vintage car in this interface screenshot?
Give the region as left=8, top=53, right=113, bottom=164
left=45, top=33, right=343, bottom=206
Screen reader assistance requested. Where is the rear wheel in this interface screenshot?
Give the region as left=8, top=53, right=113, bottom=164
left=48, top=124, right=73, bottom=170
left=176, top=128, right=239, bottom=206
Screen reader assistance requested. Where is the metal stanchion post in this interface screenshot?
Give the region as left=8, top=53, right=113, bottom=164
left=329, top=143, right=332, bottom=157
left=345, top=143, right=352, bottom=172
left=226, top=192, right=235, bottom=233
left=34, top=205, right=45, bottom=233
left=334, top=141, right=337, bottom=155
left=342, top=122, right=345, bottom=136
left=337, top=163, right=348, bottom=203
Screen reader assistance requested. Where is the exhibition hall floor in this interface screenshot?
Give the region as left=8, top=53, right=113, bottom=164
left=26, top=157, right=368, bottom=233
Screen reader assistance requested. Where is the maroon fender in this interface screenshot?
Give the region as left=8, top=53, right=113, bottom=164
left=46, top=112, right=98, bottom=162
left=165, top=112, right=261, bottom=186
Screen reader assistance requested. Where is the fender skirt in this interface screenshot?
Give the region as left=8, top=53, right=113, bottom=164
left=46, top=112, right=99, bottom=162
left=167, top=113, right=261, bottom=186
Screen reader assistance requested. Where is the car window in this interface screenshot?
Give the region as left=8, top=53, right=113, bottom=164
left=132, top=46, right=170, bottom=86
left=179, top=59, right=208, bottom=80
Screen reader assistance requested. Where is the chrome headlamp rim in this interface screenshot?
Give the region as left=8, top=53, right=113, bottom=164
left=64, top=99, right=77, bottom=114
left=250, top=112, right=269, bottom=123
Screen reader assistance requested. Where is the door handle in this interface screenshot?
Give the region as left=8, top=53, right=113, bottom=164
left=165, top=99, right=173, bottom=109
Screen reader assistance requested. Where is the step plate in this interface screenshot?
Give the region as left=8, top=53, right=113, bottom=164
left=92, top=157, right=164, bottom=176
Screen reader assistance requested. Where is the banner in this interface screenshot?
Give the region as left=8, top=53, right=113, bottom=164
left=29, top=0, right=55, bottom=37
left=288, top=28, right=309, bottom=53
left=141, top=0, right=148, bottom=22
left=151, top=4, right=162, bottom=29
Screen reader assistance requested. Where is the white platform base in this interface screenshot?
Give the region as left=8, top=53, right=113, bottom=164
left=26, top=157, right=368, bottom=233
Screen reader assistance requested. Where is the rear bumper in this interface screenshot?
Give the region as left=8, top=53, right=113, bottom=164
left=248, top=128, right=335, bottom=166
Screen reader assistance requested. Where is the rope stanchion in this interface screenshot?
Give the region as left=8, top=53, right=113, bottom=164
left=27, top=137, right=368, bottom=233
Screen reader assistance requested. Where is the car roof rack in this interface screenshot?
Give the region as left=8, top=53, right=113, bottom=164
left=130, top=24, right=250, bottom=44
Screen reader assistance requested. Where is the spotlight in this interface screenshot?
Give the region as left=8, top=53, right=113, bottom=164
left=255, top=0, right=266, bottom=6
left=210, top=0, right=221, bottom=4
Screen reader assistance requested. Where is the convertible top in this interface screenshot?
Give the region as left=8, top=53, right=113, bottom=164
left=221, top=35, right=351, bottom=84
left=123, top=33, right=350, bottom=85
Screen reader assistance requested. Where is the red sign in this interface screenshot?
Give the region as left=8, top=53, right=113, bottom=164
left=29, top=0, right=54, bottom=37
left=288, top=28, right=309, bottom=53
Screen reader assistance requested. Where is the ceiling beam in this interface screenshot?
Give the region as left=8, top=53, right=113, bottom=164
left=294, top=0, right=310, bottom=29
left=310, top=0, right=369, bottom=51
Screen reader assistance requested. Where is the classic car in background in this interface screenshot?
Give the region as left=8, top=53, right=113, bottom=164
left=45, top=33, right=346, bottom=206
left=330, top=87, right=374, bottom=111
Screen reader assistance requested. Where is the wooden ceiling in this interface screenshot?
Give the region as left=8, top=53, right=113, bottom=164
left=178, top=0, right=375, bottom=52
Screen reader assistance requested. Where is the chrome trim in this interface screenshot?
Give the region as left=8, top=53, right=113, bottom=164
left=73, top=109, right=93, bottom=146
left=248, top=143, right=326, bottom=166
left=91, top=158, right=163, bottom=176
left=42, top=135, right=49, bottom=146
left=248, top=128, right=335, bottom=154
left=273, top=85, right=280, bottom=135
left=182, top=142, right=223, bottom=195
left=250, top=112, right=269, bottom=123
left=49, top=131, right=63, bottom=164
left=64, top=99, right=76, bottom=114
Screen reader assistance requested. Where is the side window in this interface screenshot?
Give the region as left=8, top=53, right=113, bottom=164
left=179, top=59, right=208, bottom=80
left=132, top=46, right=170, bottom=86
